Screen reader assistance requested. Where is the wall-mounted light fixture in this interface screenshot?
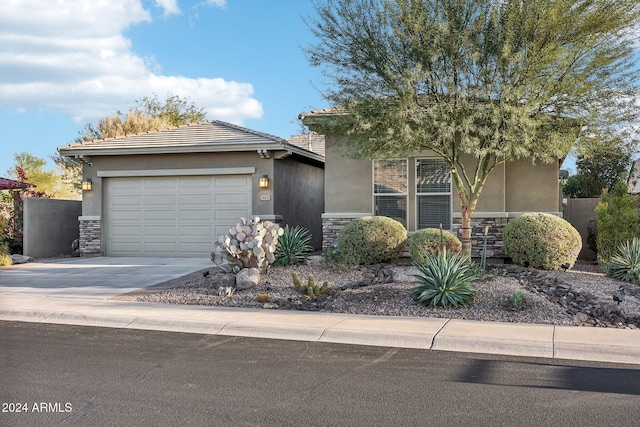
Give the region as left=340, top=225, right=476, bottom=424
left=82, top=178, right=92, bottom=191
left=259, top=175, right=269, bottom=188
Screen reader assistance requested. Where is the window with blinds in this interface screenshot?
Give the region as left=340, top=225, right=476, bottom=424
left=416, top=159, right=451, bottom=230
left=373, top=159, right=407, bottom=228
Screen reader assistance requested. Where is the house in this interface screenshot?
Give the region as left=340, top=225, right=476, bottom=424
left=300, top=109, right=562, bottom=259
left=58, top=121, right=324, bottom=257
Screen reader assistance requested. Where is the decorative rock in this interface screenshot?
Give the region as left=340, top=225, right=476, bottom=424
left=11, top=254, right=32, bottom=264
left=210, top=273, right=236, bottom=289
left=236, top=268, right=260, bottom=290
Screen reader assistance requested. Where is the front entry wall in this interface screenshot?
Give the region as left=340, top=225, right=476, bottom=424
left=103, top=175, right=252, bottom=257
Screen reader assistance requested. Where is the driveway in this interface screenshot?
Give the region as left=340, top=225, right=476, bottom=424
left=0, top=257, right=212, bottom=300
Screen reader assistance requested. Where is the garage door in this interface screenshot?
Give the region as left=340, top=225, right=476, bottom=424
left=104, top=175, right=252, bottom=257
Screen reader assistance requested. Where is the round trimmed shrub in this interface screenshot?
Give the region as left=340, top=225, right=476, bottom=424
left=503, top=213, right=582, bottom=270
left=408, top=228, right=461, bottom=263
left=337, top=216, right=407, bottom=265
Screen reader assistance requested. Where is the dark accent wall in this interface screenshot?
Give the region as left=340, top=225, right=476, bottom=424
left=274, top=156, right=325, bottom=249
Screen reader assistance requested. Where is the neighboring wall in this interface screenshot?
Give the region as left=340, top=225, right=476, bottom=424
left=563, top=197, right=600, bottom=261
left=274, top=156, right=325, bottom=249
left=23, top=198, right=82, bottom=258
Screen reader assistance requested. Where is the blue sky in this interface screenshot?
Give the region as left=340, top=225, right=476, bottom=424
left=0, top=0, right=327, bottom=176
left=2, top=0, right=638, bottom=179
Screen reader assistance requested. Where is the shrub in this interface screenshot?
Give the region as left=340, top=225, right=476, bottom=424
left=321, top=244, right=359, bottom=271
left=291, top=272, right=329, bottom=298
left=212, top=216, right=283, bottom=273
left=411, top=250, right=478, bottom=308
left=604, top=238, right=640, bottom=285
left=337, top=216, right=407, bottom=265
left=408, top=228, right=462, bottom=263
left=503, top=213, right=582, bottom=270
left=273, top=225, right=313, bottom=266
left=596, top=181, right=639, bottom=264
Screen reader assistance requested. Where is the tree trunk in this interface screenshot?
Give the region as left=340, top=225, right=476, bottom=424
left=460, top=208, right=472, bottom=257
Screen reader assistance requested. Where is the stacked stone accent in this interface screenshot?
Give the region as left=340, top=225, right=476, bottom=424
left=79, top=219, right=101, bottom=255
left=452, top=217, right=509, bottom=259
left=322, top=218, right=356, bottom=249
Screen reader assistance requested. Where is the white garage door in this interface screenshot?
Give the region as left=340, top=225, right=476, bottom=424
left=104, top=175, right=252, bottom=257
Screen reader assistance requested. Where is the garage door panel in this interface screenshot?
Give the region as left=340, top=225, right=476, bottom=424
left=179, top=210, right=211, bottom=220
left=144, top=210, right=176, bottom=220
left=106, top=175, right=252, bottom=256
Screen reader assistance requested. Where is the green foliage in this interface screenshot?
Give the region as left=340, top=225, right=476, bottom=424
left=292, top=272, right=329, bottom=298
left=304, top=0, right=640, bottom=255
left=562, top=145, right=633, bottom=198
left=596, top=182, right=639, bottom=263
left=503, top=213, right=582, bottom=270
left=604, top=238, right=640, bottom=285
left=321, top=244, right=359, bottom=271
left=408, top=228, right=462, bottom=263
left=273, top=225, right=313, bottom=266
left=587, top=216, right=598, bottom=254
left=0, top=218, right=10, bottom=266
left=7, top=152, right=71, bottom=198
left=511, top=291, right=527, bottom=310
left=337, top=216, right=407, bottom=265
left=212, top=216, right=284, bottom=273
left=411, top=250, right=478, bottom=308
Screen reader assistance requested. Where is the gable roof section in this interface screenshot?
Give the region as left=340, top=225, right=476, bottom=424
left=58, top=120, right=324, bottom=163
left=286, top=132, right=326, bottom=157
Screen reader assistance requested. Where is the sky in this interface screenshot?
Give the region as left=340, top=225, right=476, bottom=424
left=2, top=1, right=639, bottom=179
left=0, top=0, right=327, bottom=176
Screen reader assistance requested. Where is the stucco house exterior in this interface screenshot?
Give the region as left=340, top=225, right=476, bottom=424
left=300, top=109, right=562, bottom=259
left=58, top=121, right=324, bottom=257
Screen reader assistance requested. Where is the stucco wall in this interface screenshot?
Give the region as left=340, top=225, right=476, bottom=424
left=563, top=197, right=599, bottom=261
left=505, top=159, right=560, bottom=213
left=81, top=152, right=276, bottom=218
left=324, top=136, right=372, bottom=214
left=23, top=198, right=81, bottom=258
left=274, top=156, right=325, bottom=249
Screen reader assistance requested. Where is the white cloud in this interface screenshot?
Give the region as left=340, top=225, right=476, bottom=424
left=204, top=0, right=227, bottom=7
left=155, top=0, right=180, bottom=16
left=0, top=0, right=262, bottom=124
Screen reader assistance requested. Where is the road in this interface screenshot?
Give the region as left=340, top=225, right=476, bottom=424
left=2, top=321, right=640, bottom=426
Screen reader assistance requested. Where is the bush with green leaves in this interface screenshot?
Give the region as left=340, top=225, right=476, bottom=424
left=503, top=213, right=581, bottom=270
left=212, top=216, right=283, bottom=273
left=586, top=216, right=598, bottom=254
left=321, top=244, right=359, bottom=270
left=604, top=238, right=640, bottom=285
left=273, top=225, right=313, bottom=266
left=408, top=228, right=462, bottom=263
left=0, top=218, right=10, bottom=267
left=411, top=250, right=478, bottom=308
left=337, top=216, right=407, bottom=265
left=596, top=181, right=639, bottom=264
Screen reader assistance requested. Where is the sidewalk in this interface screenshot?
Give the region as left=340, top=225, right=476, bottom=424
left=1, top=258, right=640, bottom=365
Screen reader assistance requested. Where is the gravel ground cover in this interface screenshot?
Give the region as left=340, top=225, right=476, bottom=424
left=136, top=257, right=640, bottom=329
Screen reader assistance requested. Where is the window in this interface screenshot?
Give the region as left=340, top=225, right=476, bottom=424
left=373, top=159, right=407, bottom=228
left=416, top=159, right=451, bottom=229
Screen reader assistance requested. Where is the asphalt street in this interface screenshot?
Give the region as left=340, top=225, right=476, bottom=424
left=2, top=321, right=640, bottom=427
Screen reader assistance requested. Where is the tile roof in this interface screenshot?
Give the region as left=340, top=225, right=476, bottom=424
left=58, top=120, right=324, bottom=163
left=286, top=132, right=326, bottom=157
left=0, top=177, right=33, bottom=190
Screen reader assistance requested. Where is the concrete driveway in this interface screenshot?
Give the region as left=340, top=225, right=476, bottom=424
left=0, top=257, right=213, bottom=300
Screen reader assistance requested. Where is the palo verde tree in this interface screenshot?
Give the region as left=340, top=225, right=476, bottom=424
left=303, top=0, right=640, bottom=255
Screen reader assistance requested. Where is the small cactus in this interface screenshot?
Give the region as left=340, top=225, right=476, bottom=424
left=292, top=272, right=329, bottom=298
left=257, top=293, right=271, bottom=303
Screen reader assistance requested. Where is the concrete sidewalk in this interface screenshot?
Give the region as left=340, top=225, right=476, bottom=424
left=1, top=257, right=639, bottom=365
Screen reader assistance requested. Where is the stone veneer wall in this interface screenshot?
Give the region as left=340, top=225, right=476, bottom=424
left=79, top=219, right=101, bottom=255
left=322, top=218, right=357, bottom=249
left=323, top=215, right=510, bottom=260
left=451, top=217, right=509, bottom=259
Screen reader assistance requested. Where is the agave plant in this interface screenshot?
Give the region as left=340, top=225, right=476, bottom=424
left=411, top=249, right=478, bottom=308
left=273, top=225, right=313, bottom=266
left=605, top=238, right=640, bottom=285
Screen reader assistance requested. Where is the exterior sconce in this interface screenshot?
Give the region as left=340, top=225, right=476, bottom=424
left=259, top=175, right=269, bottom=188
left=82, top=178, right=92, bottom=191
